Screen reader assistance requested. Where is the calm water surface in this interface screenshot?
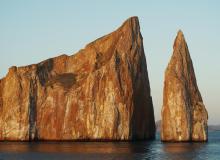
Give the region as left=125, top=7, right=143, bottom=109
left=0, top=131, right=219, bottom=160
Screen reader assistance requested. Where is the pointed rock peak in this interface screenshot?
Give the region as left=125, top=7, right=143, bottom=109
left=120, top=16, right=140, bottom=34
left=85, top=16, right=141, bottom=48
left=173, top=29, right=186, bottom=49
left=169, top=30, right=192, bottom=71
left=122, top=16, right=140, bottom=27
left=177, top=29, right=184, bottom=37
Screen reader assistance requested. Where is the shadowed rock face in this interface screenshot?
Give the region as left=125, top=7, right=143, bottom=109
left=161, top=30, right=208, bottom=142
left=0, top=17, right=155, bottom=141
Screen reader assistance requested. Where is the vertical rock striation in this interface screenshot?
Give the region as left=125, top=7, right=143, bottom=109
left=161, top=30, right=208, bottom=142
left=0, top=17, right=155, bottom=141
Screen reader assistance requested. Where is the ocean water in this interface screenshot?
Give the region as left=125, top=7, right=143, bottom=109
left=0, top=131, right=219, bottom=160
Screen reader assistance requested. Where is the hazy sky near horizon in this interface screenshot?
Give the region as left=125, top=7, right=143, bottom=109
left=0, top=0, right=220, bottom=124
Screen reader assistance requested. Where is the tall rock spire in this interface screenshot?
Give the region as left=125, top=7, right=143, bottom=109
left=161, top=30, right=208, bottom=142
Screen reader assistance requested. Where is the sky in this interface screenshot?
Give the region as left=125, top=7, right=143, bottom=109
left=0, top=0, right=220, bottom=124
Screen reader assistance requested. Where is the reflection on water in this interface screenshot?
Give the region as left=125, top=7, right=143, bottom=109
left=163, top=143, right=203, bottom=153
left=0, top=142, right=150, bottom=154
left=0, top=131, right=219, bottom=160
left=162, top=143, right=206, bottom=160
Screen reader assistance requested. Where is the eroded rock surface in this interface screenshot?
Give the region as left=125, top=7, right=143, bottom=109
left=161, top=30, right=208, bottom=142
left=0, top=17, right=155, bottom=141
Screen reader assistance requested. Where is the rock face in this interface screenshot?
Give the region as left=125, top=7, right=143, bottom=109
left=161, top=30, right=208, bottom=142
left=0, top=17, right=155, bottom=141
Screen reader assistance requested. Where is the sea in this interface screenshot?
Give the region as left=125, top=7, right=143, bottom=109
left=0, top=131, right=219, bottom=160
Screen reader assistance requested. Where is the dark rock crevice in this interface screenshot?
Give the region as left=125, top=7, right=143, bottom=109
left=28, top=77, right=38, bottom=140
left=36, top=59, right=54, bottom=86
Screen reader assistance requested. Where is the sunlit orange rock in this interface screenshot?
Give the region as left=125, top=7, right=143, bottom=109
left=161, top=30, right=208, bottom=142
left=0, top=17, right=155, bottom=141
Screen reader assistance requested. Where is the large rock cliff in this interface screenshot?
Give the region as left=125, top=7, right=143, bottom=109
left=161, top=30, right=208, bottom=142
left=0, top=17, right=155, bottom=141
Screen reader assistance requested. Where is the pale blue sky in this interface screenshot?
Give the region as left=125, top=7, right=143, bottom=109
left=0, top=0, right=219, bottom=124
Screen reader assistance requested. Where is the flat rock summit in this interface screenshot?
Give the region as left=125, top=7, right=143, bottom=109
left=161, top=31, right=208, bottom=142
left=0, top=17, right=155, bottom=141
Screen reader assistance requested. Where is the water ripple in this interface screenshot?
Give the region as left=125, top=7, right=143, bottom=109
left=0, top=131, right=219, bottom=160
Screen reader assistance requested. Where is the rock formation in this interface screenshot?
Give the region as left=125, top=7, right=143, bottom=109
left=161, top=30, right=208, bottom=142
left=0, top=17, right=155, bottom=141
